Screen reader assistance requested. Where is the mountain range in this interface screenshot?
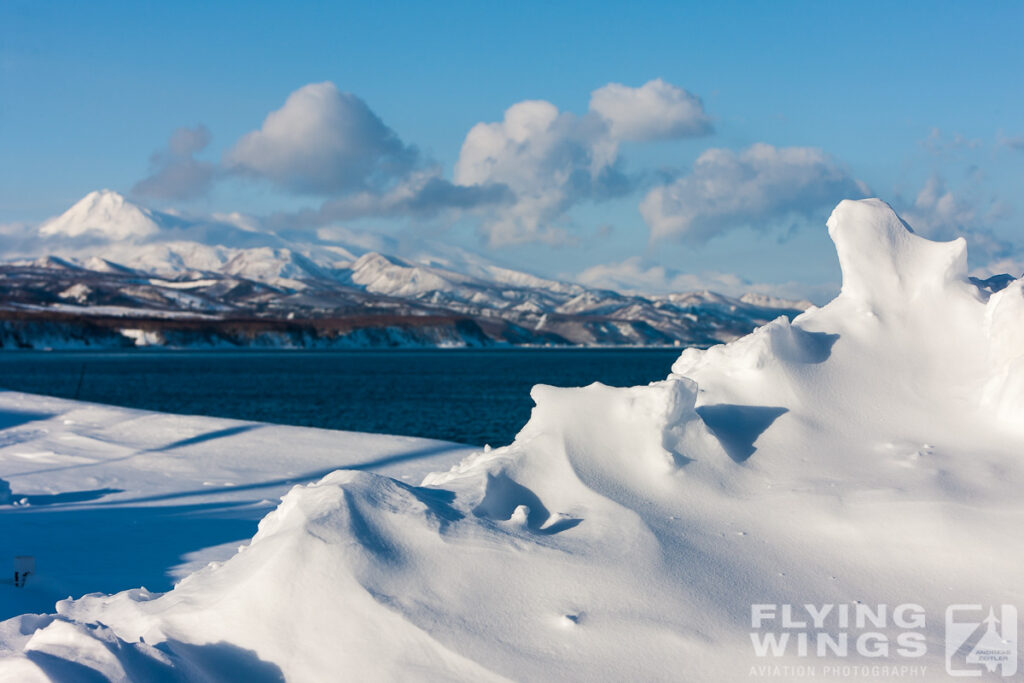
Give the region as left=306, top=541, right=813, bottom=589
left=0, top=190, right=810, bottom=349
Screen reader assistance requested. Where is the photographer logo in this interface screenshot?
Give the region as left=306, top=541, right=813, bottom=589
left=945, top=605, right=1017, bottom=677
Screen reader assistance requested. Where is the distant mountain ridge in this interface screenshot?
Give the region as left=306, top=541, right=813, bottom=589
left=0, top=191, right=810, bottom=349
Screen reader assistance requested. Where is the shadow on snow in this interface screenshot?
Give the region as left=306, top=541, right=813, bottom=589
left=696, top=404, right=788, bottom=463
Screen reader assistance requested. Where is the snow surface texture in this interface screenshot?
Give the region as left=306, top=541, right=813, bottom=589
left=1, top=199, right=1023, bottom=681
left=0, top=392, right=473, bottom=623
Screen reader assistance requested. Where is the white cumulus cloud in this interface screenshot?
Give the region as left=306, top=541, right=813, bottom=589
left=454, top=100, right=615, bottom=245
left=639, top=143, right=867, bottom=243
left=589, top=78, right=713, bottom=142
left=455, top=79, right=712, bottom=246
left=224, top=82, right=418, bottom=195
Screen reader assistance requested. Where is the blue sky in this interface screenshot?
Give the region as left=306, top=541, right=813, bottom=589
left=2, top=0, right=1022, bottom=300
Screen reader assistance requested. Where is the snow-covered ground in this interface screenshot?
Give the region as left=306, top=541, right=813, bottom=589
left=1, top=199, right=1022, bottom=681
left=0, top=394, right=473, bottom=622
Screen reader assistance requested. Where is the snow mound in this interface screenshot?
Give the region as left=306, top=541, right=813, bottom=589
left=38, top=190, right=160, bottom=241
left=3, top=199, right=1023, bottom=681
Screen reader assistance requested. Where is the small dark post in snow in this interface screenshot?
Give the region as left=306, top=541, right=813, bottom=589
left=73, top=364, right=87, bottom=400
left=14, top=556, right=34, bottom=587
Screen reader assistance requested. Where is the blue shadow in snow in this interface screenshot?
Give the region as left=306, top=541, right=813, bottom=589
left=99, top=442, right=462, bottom=506
left=159, top=639, right=286, bottom=682
left=21, top=487, right=124, bottom=506
left=25, top=638, right=285, bottom=682
left=791, top=330, right=839, bottom=364
left=473, top=472, right=582, bottom=534
left=0, top=409, right=55, bottom=431
left=402, top=483, right=464, bottom=525
left=696, top=404, right=788, bottom=463
left=155, top=425, right=261, bottom=452
left=12, top=424, right=266, bottom=478
left=0, top=501, right=259, bottom=620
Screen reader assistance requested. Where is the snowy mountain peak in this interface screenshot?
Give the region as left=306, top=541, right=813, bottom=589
left=38, top=189, right=161, bottom=241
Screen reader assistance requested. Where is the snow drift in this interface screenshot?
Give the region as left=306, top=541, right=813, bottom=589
left=2, top=199, right=1022, bottom=681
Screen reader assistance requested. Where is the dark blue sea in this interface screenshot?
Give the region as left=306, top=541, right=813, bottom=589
left=0, top=350, right=682, bottom=446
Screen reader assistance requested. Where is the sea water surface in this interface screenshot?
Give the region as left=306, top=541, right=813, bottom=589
left=0, top=349, right=683, bottom=446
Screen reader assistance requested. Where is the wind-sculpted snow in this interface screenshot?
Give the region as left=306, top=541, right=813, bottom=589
left=2, top=199, right=1023, bottom=681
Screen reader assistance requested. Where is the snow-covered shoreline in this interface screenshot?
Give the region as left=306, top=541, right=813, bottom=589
left=1, top=199, right=1022, bottom=681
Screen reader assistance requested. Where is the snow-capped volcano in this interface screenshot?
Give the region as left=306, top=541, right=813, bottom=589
left=38, top=190, right=162, bottom=241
